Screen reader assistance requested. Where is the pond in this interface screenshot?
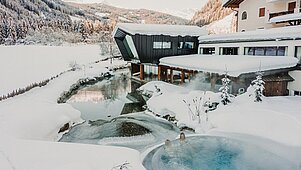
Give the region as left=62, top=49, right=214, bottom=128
left=67, top=70, right=143, bottom=121
left=143, top=136, right=298, bottom=170
left=60, top=70, right=181, bottom=151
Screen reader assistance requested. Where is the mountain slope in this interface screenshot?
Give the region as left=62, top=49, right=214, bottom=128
left=66, top=2, right=188, bottom=25
left=0, top=0, right=188, bottom=45
left=190, top=0, right=233, bottom=27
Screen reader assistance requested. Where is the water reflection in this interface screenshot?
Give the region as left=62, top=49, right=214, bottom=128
left=67, top=70, right=143, bottom=121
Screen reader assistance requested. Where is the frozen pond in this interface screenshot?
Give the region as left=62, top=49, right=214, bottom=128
left=143, top=136, right=298, bottom=170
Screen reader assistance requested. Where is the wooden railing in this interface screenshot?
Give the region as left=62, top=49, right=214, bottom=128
left=269, top=10, right=295, bottom=19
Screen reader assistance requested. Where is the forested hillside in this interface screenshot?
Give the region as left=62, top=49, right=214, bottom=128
left=190, top=0, right=233, bottom=27
left=0, top=0, right=188, bottom=45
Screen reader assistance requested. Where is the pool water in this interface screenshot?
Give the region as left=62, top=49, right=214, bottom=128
left=143, top=136, right=298, bottom=170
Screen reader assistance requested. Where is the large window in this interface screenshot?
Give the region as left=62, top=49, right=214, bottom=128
left=242, top=11, right=247, bottom=20
left=153, top=41, right=172, bottom=49
left=259, top=7, right=265, bottom=17
left=201, top=47, right=215, bottom=55
left=245, top=47, right=287, bottom=56
left=178, top=42, right=194, bottom=49
left=221, top=47, right=238, bottom=55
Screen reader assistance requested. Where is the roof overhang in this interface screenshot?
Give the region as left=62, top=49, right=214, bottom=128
left=223, top=0, right=245, bottom=8
left=199, top=25, right=301, bottom=44
left=159, top=54, right=298, bottom=77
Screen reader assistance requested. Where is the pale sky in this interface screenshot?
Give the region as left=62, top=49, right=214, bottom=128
left=65, top=0, right=208, bottom=11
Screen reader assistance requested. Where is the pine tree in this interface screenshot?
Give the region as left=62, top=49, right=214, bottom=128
left=219, top=73, right=232, bottom=105
left=252, top=71, right=265, bottom=102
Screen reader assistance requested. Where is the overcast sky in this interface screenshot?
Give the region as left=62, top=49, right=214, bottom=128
left=65, top=0, right=208, bottom=11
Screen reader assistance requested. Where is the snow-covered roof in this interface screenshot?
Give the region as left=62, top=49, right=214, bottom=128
left=270, top=13, right=301, bottom=23
left=159, top=54, right=298, bottom=77
left=113, top=23, right=207, bottom=37
left=199, top=26, right=301, bottom=43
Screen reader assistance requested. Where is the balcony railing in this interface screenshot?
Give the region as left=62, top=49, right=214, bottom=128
left=269, top=9, right=301, bottom=19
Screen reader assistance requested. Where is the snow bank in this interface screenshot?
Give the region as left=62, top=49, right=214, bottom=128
left=142, top=81, right=301, bottom=147
left=160, top=54, right=298, bottom=77
left=0, top=138, right=144, bottom=170
left=0, top=46, right=144, bottom=169
left=0, top=45, right=102, bottom=96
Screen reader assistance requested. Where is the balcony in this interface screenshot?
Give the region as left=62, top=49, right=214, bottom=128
left=269, top=9, right=301, bottom=25
left=269, top=9, right=301, bottom=19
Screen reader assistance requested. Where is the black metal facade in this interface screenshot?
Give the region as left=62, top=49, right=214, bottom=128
left=114, top=28, right=199, bottom=64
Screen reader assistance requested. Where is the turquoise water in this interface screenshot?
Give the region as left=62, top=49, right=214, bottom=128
left=144, top=136, right=298, bottom=170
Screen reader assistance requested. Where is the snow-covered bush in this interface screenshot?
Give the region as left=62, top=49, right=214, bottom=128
left=219, top=73, right=232, bottom=105
left=69, top=61, right=81, bottom=71
left=252, top=71, right=265, bottom=102
left=111, top=161, right=131, bottom=170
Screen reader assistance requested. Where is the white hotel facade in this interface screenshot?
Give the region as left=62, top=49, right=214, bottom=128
left=198, top=0, right=301, bottom=96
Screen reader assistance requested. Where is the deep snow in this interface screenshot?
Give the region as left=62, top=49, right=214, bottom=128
left=0, top=45, right=145, bottom=170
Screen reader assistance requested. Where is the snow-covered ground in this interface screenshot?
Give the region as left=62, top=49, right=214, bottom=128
left=0, top=45, right=145, bottom=170
left=140, top=81, right=301, bottom=164
left=0, top=45, right=102, bottom=96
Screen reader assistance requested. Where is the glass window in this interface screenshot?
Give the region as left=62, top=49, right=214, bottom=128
left=295, top=46, right=301, bottom=64
left=294, top=91, right=301, bottom=96
left=277, top=47, right=286, bottom=56
left=201, top=47, right=215, bottom=55
left=254, top=47, right=265, bottom=56
left=153, top=42, right=162, bottom=49
left=244, top=46, right=287, bottom=56
left=178, top=42, right=184, bottom=49
left=153, top=42, right=171, bottom=49
left=178, top=42, right=194, bottom=49
left=242, top=11, right=247, bottom=20
left=259, top=7, right=265, bottom=17
left=221, top=47, right=238, bottom=55
left=163, top=42, right=171, bottom=49
left=265, top=47, right=277, bottom=56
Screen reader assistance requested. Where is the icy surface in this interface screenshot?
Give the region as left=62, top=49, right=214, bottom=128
left=160, top=54, right=298, bottom=77
left=113, top=23, right=207, bottom=37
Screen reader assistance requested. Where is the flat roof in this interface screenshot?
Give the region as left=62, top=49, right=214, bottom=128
left=113, top=23, right=207, bottom=37
left=159, top=54, right=298, bottom=77
left=198, top=26, right=301, bottom=44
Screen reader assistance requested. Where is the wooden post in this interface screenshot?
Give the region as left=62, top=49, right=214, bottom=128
left=158, top=65, right=162, bottom=81
left=140, top=64, right=144, bottom=80
left=170, top=68, right=173, bottom=83
left=181, top=70, right=185, bottom=84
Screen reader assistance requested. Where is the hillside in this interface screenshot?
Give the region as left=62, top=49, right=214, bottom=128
left=190, top=0, right=233, bottom=27
left=0, top=0, right=188, bottom=45
left=66, top=2, right=188, bottom=25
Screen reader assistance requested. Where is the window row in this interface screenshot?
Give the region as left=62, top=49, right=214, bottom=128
left=153, top=41, right=195, bottom=49
left=200, top=46, right=287, bottom=56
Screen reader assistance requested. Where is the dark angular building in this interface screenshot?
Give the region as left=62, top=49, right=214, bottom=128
left=113, top=23, right=207, bottom=64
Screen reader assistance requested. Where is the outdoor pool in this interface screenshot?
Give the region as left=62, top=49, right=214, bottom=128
left=143, top=136, right=298, bottom=170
